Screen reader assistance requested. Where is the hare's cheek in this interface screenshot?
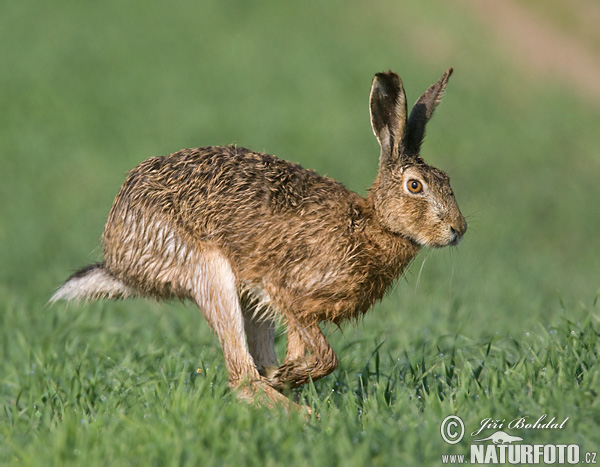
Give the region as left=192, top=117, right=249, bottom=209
left=403, top=199, right=429, bottom=223
left=418, top=218, right=447, bottom=247
left=397, top=200, right=433, bottom=242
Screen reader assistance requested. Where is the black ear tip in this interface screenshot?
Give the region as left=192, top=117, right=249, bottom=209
left=446, top=68, right=454, bottom=78
left=375, top=70, right=397, bottom=78
left=372, top=71, right=402, bottom=93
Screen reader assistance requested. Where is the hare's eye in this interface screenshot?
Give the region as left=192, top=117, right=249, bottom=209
left=407, top=180, right=423, bottom=194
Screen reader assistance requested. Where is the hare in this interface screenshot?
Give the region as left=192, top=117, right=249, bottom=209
left=52, top=69, right=466, bottom=410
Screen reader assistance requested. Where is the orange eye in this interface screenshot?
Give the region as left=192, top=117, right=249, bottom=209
left=407, top=179, right=423, bottom=194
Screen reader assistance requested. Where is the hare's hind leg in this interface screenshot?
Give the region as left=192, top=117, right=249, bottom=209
left=190, top=250, right=293, bottom=409
left=267, top=320, right=338, bottom=391
left=190, top=249, right=259, bottom=385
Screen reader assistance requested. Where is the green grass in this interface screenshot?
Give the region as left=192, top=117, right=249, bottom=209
left=2, top=0, right=599, bottom=465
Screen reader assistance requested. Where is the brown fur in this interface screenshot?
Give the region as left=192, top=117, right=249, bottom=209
left=52, top=69, right=466, bottom=410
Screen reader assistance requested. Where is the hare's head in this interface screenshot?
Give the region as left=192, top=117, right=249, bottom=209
left=368, top=69, right=466, bottom=248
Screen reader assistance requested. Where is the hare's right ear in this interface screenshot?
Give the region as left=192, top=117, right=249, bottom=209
left=369, top=71, right=407, bottom=168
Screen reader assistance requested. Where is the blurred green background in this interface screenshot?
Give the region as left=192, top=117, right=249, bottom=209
left=1, top=0, right=599, bottom=464
left=2, top=0, right=598, bottom=331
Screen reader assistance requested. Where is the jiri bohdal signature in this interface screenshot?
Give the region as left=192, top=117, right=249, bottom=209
left=471, top=415, right=569, bottom=437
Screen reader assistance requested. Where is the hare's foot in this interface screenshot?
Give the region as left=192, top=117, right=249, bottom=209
left=233, top=379, right=314, bottom=417
left=267, top=321, right=338, bottom=391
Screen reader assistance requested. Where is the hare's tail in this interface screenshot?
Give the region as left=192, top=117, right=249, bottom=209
left=50, top=262, right=136, bottom=303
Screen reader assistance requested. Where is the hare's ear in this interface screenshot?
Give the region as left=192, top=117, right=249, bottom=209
left=370, top=71, right=407, bottom=167
left=405, top=68, right=453, bottom=155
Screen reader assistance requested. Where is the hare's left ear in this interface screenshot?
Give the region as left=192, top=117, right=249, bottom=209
left=370, top=71, right=407, bottom=167
left=405, top=68, right=453, bottom=155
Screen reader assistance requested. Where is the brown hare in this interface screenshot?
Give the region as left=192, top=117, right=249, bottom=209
left=52, top=69, right=466, bottom=410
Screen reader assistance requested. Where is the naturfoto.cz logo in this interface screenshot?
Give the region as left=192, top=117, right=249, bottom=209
left=440, top=415, right=597, bottom=464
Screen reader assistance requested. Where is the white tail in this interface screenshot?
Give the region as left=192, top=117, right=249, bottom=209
left=50, top=263, right=136, bottom=303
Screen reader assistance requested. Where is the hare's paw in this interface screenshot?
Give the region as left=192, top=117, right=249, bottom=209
left=233, top=379, right=314, bottom=418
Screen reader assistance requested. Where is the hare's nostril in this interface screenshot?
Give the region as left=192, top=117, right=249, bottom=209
left=449, top=223, right=465, bottom=245
left=450, top=219, right=467, bottom=238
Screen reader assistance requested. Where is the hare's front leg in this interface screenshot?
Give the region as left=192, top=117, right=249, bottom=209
left=267, top=319, right=338, bottom=391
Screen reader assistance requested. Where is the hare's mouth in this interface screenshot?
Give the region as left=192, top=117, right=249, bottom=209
left=448, top=236, right=462, bottom=247
left=419, top=226, right=464, bottom=248
left=449, top=227, right=463, bottom=246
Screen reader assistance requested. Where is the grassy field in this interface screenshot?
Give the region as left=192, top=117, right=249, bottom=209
left=1, top=0, right=599, bottom=465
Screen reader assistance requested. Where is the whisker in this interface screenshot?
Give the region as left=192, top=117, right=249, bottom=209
left=415, top=249, right=432, bottom=293
left=449, top=249, right=456, bottom=294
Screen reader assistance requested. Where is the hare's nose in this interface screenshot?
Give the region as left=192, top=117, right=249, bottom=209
left=450, top=218, right=467, bottom=243
left=453, top=216, right=467, bottom=236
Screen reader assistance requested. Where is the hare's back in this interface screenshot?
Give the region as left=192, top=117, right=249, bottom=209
left=123, top=146, right=353, bottom=219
